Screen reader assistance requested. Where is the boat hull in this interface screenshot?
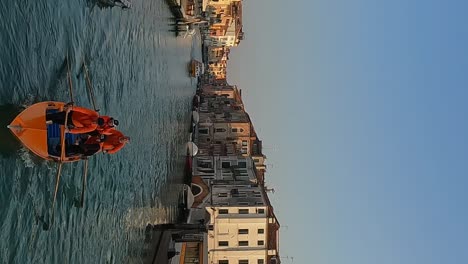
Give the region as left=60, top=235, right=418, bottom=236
left=8, top=101, right=81, bottom=163
left=189, top=60, right=204, bottom=78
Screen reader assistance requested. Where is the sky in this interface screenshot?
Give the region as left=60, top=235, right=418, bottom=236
left=228, top=0, right=468, bottom=263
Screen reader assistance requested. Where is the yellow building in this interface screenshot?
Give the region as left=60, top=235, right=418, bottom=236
left=206, top=203, right=280, bottom=264
left=203, top=1, right=243, bottom=47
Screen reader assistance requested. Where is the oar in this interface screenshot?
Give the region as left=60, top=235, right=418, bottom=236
left=49, top=162, right=63, bottom=227
left=49, top=109, right=71, bottom=228
left=83, top=60, right=99, bottom=112
left=66, top=53, right=75, bottom=104
left=79, top=159, right=89, bottom=207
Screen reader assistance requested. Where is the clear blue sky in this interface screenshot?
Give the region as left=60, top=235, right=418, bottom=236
left=228, top=0, right=468, bottom=263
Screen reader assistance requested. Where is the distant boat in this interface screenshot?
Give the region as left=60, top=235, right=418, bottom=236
left=192, top=111, right=199, bottom=124
left=181, top=184, right=195, bottom=210
left=189, top=59, right=204, bottom=78
left=182, top=25, right=196, bottom=39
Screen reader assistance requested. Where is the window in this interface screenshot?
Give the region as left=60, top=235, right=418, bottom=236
left=222, top=161, right=231, bottom=168
left=258, top=229, right=264, bottom=234
left=231, top=128, right=238, bottom=133
left=198, top=160, right=212, bottom=168
left=255, top=202, right=264, bottom=205
left=219, top=261, right=228, bottom=264
left=239, top=241, right=249, bottom=246
left=238, top=209, right=249, bottom=214
left=219, top=209, right=229, bottom=214
left=257, top=260, right=264, bottom=264
left=257, top=240, right=264, bottom=246
left=215, top=128, right=226, bottom=133
left=257, top=209, right=265, bottom=214
left=242, top=140, right=248, bottom=146
left=218, top=241, right=228, bottom=246
left=218, top=193, right=228, bottom=197
left=199, top=128, right=209, bottom=135
left=239, top=261, right=249, bottom=264
left=237, top=161, right=247, bottom=168
left=238, top=229, right=249, bottom=234
left=232, top=193, right=247, bottom=198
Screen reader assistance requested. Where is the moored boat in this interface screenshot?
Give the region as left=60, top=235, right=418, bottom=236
left=189, top=59, right=204, bottom=78
left=97, top=0, right=132, bottom=9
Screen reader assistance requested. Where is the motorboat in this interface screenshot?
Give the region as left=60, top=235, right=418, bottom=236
left=189, top=59, right=204, bottom=78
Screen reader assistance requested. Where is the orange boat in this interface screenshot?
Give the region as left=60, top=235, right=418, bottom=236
left=8, top=101, right=82, bottom=163
left=7, top=57, right=107, bottom=227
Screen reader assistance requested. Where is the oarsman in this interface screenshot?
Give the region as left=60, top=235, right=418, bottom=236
left=46, top=104, right=117, bottom=135
left=100, top=129, right=130, bottom=154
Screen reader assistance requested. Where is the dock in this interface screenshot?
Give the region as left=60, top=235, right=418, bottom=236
left=142, top=229, right=173, bottom=264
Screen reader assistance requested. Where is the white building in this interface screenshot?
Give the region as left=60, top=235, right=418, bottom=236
left=193, top=156, right=258, bottom=184
left=203, top=0, right=241, bottom=10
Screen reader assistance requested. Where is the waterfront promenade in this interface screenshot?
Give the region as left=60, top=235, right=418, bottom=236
left=144, top=230, right=173, bottom=264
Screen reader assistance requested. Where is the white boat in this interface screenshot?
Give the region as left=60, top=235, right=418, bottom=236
left=186, top=142, right=198, bottom=157
left=192, top=111, right=199, bottom=124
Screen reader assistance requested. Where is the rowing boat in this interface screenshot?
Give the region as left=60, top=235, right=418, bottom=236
left=6, top=56, right=102, bottom=227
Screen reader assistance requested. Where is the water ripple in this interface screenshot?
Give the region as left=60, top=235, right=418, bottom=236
left=0, top=0, right=201, bottom=262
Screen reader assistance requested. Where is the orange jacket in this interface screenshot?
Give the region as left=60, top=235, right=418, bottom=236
left=96, top=116, right=116, bottom=135
left=101, top=130, right=127, bottom=154
left=69, top=107, right=99, bottom=134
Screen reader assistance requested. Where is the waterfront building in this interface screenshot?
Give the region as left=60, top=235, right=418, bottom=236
left=206, top=190, right=280, bottom=264
left=195, top=85, right=261, bottom=157
left=208, top=60, right=229, bottom=80
left=207, top=46, right=231, bottom=64
left=193, top=155, right=258, bottom=184
left=203, top=0, right=241, bottom=7
left=203, top=1, right=243, bottom=47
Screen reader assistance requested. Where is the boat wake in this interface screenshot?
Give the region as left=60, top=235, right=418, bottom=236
left=19, top=94, right=36, bottom=109
left=18, top=147, right=37, bottom=168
